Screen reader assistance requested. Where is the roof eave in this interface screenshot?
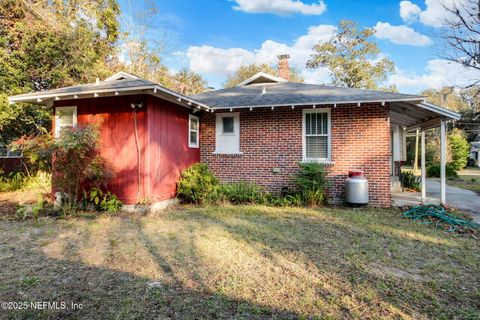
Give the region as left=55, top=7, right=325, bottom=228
left=8, top=86, right=212, bottom=112
left=208, top=97, right=426, bottom=110
left=417, top=102, right=461, bottom=120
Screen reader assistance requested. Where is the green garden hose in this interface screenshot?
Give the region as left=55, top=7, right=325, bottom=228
left=402, top=204, right=480, bottom=232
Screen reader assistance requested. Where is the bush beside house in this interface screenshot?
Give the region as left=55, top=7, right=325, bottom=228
left=426, top=163, right=458, bottom=178
left=13, top=126, right=122, bottom=217
left=177, top=162, right=328, bottom=207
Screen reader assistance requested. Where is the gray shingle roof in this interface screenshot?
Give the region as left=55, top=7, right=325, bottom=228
left=10, top=78, right=157, bottom=99
left=189, top=82, right=424, bottom=109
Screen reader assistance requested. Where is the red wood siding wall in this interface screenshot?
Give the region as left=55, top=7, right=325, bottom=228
left=145, top=95, right=200, bottom=202
left=54, top=95, right=199, bottom=204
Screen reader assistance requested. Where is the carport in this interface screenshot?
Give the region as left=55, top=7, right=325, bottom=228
left=389, top=101, right=461, bottom=204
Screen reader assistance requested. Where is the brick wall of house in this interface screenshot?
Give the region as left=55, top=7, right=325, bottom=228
left=200, top=103, right=391, bottom=207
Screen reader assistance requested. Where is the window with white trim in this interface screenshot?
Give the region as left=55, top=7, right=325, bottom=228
left=189, top=114, right=199, bottom=148
left=55, top=106, right=77, bottom=138
left=302, top=108, right=331, bottom=162
left=215, top=112, right=240, bottom=154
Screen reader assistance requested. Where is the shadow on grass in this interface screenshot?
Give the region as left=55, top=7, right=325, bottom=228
left=1, top=206, right=478, bottom=319
left=167, top=205, right=479, bottom=319
left=0, top=235, right=300, bottom=319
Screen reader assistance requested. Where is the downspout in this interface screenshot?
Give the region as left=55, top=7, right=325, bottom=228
left=131, top=103, right=143, bottom=203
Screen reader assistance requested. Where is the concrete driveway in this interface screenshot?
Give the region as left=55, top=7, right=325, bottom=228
left=392, top=179, right=480, bottom=222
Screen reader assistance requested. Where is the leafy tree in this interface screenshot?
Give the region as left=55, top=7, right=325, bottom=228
left=0, top=0, right=121, bottom=144
left=171, top=69, right=208, bottom=95
left=119, top=1, right=207, bottom=94
left=407, top=128, right=471, bottom=170
left=422, top=86, right=480, bottom=141
left=223, top=63, right=304, bottom=88
left=421, top=87, right=469, bottom=111
left=307, top=20, right=395, bottom=91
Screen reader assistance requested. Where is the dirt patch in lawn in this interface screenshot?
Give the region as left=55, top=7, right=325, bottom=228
left=0, top=177, right=50, bottom=219
left=0, top=205, right=479, bottom=319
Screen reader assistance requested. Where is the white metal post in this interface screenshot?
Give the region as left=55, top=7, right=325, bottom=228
left=421, top=130, right=426, bottom=202
left=440, top=118, right=446, bottom=204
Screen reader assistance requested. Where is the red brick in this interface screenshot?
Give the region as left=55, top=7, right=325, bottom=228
left=200, top=103, right=391, bottom=207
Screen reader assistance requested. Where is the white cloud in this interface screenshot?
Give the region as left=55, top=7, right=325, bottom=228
left=389, top=59, right=480, bottom=92
left=187, top=46, right=255, bottom=76
left=231, top=0, right=327, bottom=16
left=399, top=0, right=467, bottom=27
left=418, top=0, right=450, bottom=27
left=374, top=22, right=432, bottom=46
left=300, top=68, right=331, bottom=85
left=399, top=1, right=422, bottom=23
left=186, top=24, right=337, bottom=82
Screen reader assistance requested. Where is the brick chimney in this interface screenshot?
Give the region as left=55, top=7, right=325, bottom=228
left=277, top=54, right=290, bottom=81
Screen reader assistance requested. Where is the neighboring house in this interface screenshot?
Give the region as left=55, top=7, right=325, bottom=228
left=470, top=141, right=480, bottom=167
left=8, top=58, right=460, bottom=207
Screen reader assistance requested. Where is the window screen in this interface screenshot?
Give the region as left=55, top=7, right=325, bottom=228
left=305, top=112, right=329, bottom=160
left=55, top=107, right=77, bottom=138
left=189, top=115, right=199, bottom=147
left=59, top=110, right=74, bottom=126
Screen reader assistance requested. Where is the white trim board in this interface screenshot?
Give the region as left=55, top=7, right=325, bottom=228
left=188, top=114, right=199, bottom=148
left=302, top=108, right=332, bottom=163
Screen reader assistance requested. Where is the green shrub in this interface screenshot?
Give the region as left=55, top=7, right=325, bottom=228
left=294, top=162, right=328, bottom=206
left=426, top=163, right=458, bottom=178
left=448, top=129, right=470, bottom=171
left=11, top=134, right=53, bottom=174
left=0, top=171, right=27, bottom=192
left=400, top=171, right=420, bottom=191
left=177, top=163, right=220, bottom=204
left=270, top=193, right=304, bottom=207
left=220, top=181, right=270, bottom=204
left=89, top=187, right=122, bottom=213
left=53, top=126, right=115, bottom=216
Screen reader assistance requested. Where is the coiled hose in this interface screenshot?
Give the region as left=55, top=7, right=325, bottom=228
left=402, top=204, right=480, bottom=232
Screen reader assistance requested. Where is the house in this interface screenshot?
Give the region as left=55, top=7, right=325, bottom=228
left=470, top=140, right=480, bottom=167
left=8, top=57, right=460, bottom=208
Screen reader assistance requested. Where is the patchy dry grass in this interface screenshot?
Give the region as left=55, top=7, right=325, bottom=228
left=446, top=168, right=480, bottom=195
left=0, top=205, right=479, bottom=319
left=0, top=174, right=50, bottom=218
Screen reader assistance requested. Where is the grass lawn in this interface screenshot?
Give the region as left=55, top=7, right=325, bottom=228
left=0, top=205, right=479, bottom=319
left=402, top=166, right=480, bottom=194
left=446, top=168, right=480, bottom=194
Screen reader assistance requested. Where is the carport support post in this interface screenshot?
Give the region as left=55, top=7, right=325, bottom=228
left=421, top=130, right=426, bottom=202
left=440, top=118, right=446, bottom=205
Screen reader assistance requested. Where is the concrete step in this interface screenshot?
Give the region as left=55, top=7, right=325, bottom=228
left=391, top=176, right=402, bottom=192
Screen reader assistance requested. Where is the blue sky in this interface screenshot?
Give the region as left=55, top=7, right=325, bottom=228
left=118, top=0, right=479, bottom=93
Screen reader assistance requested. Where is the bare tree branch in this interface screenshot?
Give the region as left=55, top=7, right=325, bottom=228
left=440, top=0, right=480, bottom=87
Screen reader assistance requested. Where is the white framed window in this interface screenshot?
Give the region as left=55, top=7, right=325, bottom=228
left=215, top=112, right=240, bottom=154
left=189, top=114, right=199, bottom=148
left=55, top=106, right=77, bottom=138
left=302, top=108, right=331, bottom=162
